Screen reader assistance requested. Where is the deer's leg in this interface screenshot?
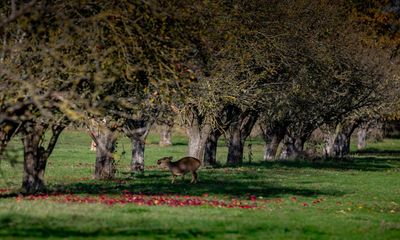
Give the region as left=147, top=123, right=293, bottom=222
left=190, top=171, right=198, bottom=184
left=171, top=175, right=177, bottom=184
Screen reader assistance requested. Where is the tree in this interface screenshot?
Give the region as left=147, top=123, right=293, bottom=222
left=0, top=0, right=194, bottom=191
left=252, top=0, right=393, bottom=160
left=0, top=0, right=76, bottom=192
left=181, top=0, right=288, bottom=165
left=41, top=0, right=193, bottom=176
left=203, top=105, right=239, bottom=166
left=89, top=118, right=118, bottom=179
left=20, top=117, right=66, bottom=192
left=320, top=0, right=400, bottom=158
left=124, top=114, right=155, bottom=174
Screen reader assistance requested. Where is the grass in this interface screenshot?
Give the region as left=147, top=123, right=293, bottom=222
left=0, top=129, right=399, bottom=239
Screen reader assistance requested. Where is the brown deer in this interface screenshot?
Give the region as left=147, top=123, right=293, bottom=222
left=157, top=156, right=201, bottom=183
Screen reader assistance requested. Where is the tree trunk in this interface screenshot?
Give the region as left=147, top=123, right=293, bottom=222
left=124, top=119, right=153, bottom=174
left=22, top=126, right=45, bottom=193
left=94, top=129, right=116, bottom=179
left=159, top=124, right=173, bottom=147
left=186, top=125, right=210, bottom=161
left=203, top=129, right=222, bottom=166
left=324, top=121, right=359, bottom=158
left=185, top=108, right=212, bottom=163
left=332, top=132, right=351, bottom=158
left=130, top=136, right=145, bottom=172
left=357, top=128, right=367, bottom=150
left=263, top=134, right=283, bottom=161
left=280, top=135, right=305, bottom=160
left=90, top=119, right=117, bottom=180
left=21, top=120, right=65, bottom=193
left=227, top=127, right=245, bottom=165
left=260, top=122, right=286, bottom=161
left=226, top=110, right=258, bottom=165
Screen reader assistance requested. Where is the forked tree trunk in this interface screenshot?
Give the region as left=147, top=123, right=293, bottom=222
left=94, top=130, right=116, bottom=179
left=202, top=105, right=241, bottom=166
left=280, top=135, right=305, bottom=160
left=185, top=108, right=212, bottom=163
left=227, top=128, right=245, bottom=165
left=203, top=129, right=222, bottom=166
left=260, top=123, right=286, bottom=161
left=159, top=123, right=173, bottom=147
left=333, top=133, right=351, bottom=158
left=186, top=125, right=210, bottom=162
left=21, top=121, right=65, bottom=194
left=226, top=110, right=258, bottom=165
left=324, top=121, right=359, bottom=158
left=90, top=119, right=117, bottom=180
left=131, top=136, right=145, bottom=172
left=263, top=134, right=284, bottom=161
left=124, top=119, right=153, bottom=173
left=22, top=124, right=45, bottom=193
left=357, top=128, right=367, bottom=150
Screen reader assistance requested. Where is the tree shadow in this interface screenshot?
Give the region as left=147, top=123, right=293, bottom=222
left=230, top=155, right=400, bottom=172
left=354, top=148, right=400, bottom=156
left=0, top=213, right=220, bottom=239
left=37, top=170, right=344, bottom=199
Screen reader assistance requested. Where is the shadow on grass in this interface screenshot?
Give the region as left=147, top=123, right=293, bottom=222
left=354, top=148, right=400, bottom=155
left=233, top=155, right=400, bottom=172
left=0, top=174, right=345, bottom=200
left=38, top=170, right=344, bottom=199
left=0, top=214, right=220, bottom=239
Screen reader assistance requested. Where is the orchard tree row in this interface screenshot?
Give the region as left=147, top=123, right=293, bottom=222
left=0, top=0, right=399, bottom=193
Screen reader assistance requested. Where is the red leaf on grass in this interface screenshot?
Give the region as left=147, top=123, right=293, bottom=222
left=312, top=199, right=321, bottom=204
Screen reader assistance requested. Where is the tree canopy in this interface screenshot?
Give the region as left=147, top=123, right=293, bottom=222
left=0, top=0, right=399, bottom=192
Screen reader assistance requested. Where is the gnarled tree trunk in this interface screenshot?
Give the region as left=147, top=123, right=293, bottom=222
left=280, top=135, right=305, bottom=160
left=186, top=124, right=210, bottom=162
left=227, top=128, right=245, bottom=165
left=357, top=128, right=367, bottom=150
left=226, top=110, right=258, bottom=165
left=203, top=129, right=222, bottom=166
left=279, top=121, right=320, bottom=160
left=263, top=135, right=282, bottom=161
left=159, top=123, right=173, bottom=147
left=185, top=108, right=212, bottom=163
left=324, top=121, right=360, bottom=158
left=90, top=119, right=117, bottom=179
left=21, top=120, right=65, bottom=194
left=94, top=131, right=116, bottom=179
left=203, top=105, right=241, bottom=166
left=124, top=119, right=153, bottom=174
left=260, top=122, right=286, bottom=161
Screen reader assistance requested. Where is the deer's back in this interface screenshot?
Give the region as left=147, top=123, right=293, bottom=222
left=171, top=157, right=201, bottom=173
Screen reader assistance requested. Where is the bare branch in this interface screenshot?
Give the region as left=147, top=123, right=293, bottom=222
left=0, top=0, right=38, bottom=29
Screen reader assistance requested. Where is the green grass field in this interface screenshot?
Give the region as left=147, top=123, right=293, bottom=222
left=0, top=130, right=399, bottom=239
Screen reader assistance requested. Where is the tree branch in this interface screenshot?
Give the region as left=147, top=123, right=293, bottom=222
left=0, top=0, right=38, bottom=29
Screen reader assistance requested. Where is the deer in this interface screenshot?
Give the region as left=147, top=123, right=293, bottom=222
left=157, top=156, right=201, bottom=184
